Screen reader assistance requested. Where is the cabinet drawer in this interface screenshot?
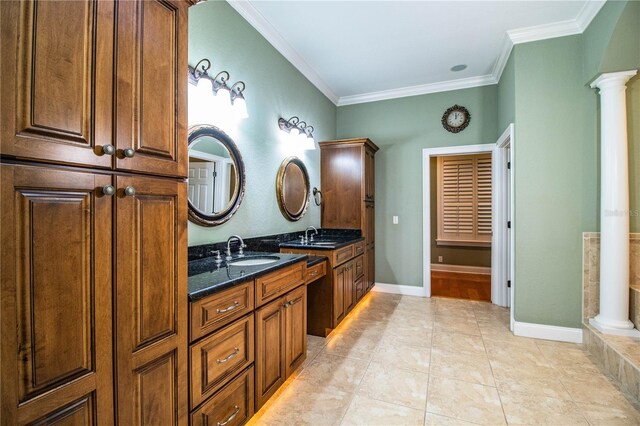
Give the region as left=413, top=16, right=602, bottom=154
left=305, top=261, right=327, bottom=284
left=334, top=245, right=354, bottom=265
left=354, top=255, right=364, bottom=279
left=354, top=240, right=365, bottom=256
left=255, top=262, right=305, bottom=307
left=190, top=315, right=254, bottom=409
left=190, top=281, right=254, bottom=342
left=190, top=366, right=255, bottom=426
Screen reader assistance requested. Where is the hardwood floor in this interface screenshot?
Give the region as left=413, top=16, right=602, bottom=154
left=431, top=270, right=491, bottom=301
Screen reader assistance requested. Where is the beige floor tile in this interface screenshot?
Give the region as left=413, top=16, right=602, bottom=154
left=424, top=413, right=477, bottom=425
left=431, top=330, right=486, bottom=355
left=380, top=325, right=433, bottom=348
left=537, top=344, right=602, bottom=374
left=577, top=401, right=640, bottom=425
left=495, top=376, right=573, bottom=401
left=426, top=377, right=506, bottom=425
left=340, top=395, right=425, bottom=426
left=373, top=342, right=431, bottom=373
left=499, top=390, right=588, bottom=425
left=430, top=348, right=495, bottom=386
left=296, top=352, right=370, bottom=393
left=252, top=380, right=354, bottom=426
left=560, top=372, right=634, bottom=407
left=434, top=316, right=481, bottom=336
left=357, top=361, right=429, bottom=410
left=485, top=344, right=553, bottom=368
left=489, top=358, right=558, bottom=384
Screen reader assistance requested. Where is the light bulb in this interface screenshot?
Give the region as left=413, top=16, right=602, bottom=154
left=232, top=96, right=248, bottom=119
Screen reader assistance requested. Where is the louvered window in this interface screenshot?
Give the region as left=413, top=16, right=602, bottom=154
left=436, top=154, right=492, bottom=247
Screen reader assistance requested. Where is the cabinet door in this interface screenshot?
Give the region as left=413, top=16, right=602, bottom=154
left=332, top=265, right=346, bottom=325
left=344, top=261, right=355, bottom=314
left=0, top=0, right=114, bottom=169
left=364, top=202, right=375, bottom=245
left=114, top=0, right=188, bottom=178
left=1, top=164, right=113, bottom=425
left=255, top=297, right=285, bottom=410
left=364, top=148, right=375, bottom=201
left=115, top=175, right=188, bottom=425
left=284, top=286, right=307, bottom=377
left=366, top=244, right=376, bottom=291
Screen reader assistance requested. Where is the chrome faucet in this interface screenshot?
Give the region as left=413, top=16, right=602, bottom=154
left=305, top=226, right=318, bottom=242
left=226, top=235, right=246, bottom=260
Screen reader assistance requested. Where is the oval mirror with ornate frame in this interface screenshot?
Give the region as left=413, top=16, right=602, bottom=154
left=187, top=124, right=245, bottom=226
left=276, top=156, right=310, bottom=221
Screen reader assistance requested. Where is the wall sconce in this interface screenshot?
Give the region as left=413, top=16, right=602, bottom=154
left=188, top=58, right=248, bottom=124
left=278, top=116, right=317, bottom=150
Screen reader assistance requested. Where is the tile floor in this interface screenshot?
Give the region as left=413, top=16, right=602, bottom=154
left=249, top=292, right=640, bottom=425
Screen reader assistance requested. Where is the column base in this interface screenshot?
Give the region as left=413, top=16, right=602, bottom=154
left=589, top=316, right=640, bottom=337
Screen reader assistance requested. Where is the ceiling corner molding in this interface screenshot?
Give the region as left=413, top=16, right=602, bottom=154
left=337, top=75, right=497, bottom=107
left=226, top=0, right=339, bottom=105
left=576, top=0, right=606, bottom=32
left=507, top=0, right=605, bottom=45
left=491, top=37, right=514, bottom=84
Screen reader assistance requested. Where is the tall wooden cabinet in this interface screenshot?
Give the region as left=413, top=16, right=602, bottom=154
left=320, top=138, right=379, bottom=292
left=0, top=0, right=190, bottom=424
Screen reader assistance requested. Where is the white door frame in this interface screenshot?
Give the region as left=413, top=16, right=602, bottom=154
left=493, top=124, right=516, bottom=329
left=422, top=143, right=495, bottom=298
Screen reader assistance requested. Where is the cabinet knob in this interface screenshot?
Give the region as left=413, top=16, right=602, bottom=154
left=101, top=144, right=115, bottom=156
left=122, top=147, right=135, bottom=158
left=102, top=185, right=115, bottom=196
left=123, top=186, right=136, bottom=197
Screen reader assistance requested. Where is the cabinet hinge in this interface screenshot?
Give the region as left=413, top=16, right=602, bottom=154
left=507, top=280, right=511, bottom=288
left=507, top=161, right=511, bottom=170
left=507, top=221, right=511, bottom=229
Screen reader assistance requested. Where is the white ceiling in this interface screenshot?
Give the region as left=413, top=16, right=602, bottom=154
left=227, top=1, right=605, bottom=105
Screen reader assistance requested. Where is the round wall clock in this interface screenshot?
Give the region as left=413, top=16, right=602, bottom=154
left=442, top=104, right=471, bottom=133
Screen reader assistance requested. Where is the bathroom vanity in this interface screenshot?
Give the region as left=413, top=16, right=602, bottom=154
left=186, top=252, right=312, bottom=424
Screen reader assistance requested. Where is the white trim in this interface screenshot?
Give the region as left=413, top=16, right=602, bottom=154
left=227, top=1, right=605, bottom=107
left=336, top=75, right=497, bottom=106
left=430, top=264, right=491, bottom=275
left=507, top=1, right=605, bottom=45
left=513, top=321, right=583, bottom=344
left=226, top=0, right=339, bottom=105
left=372, top=283, right=428, bottom=298
left=423, top=144, right=495, bottom=300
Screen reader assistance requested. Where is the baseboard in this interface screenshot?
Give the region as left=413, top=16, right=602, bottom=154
left=513, top=320, right=583, bottom=344
left=430, top=264, right=491, bottom=275
left=372, top=282, right=428, bottom=297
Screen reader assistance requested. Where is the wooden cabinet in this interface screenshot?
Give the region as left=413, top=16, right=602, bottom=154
left=255, top=284, right=307, bottom=410
left=320, top=138, right=378, bottom=295
left=1, top=0, right=190, bottom=423
left=282, top=242, right=365, bottom=336
left=305, top=261, right=327, bottom=284
left=0, top=164, right=114, bottom=425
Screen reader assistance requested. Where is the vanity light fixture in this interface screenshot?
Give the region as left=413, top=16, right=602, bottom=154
left=278, top=116, right=317, bottom=150
left=188, top=58, right=248, bottom=123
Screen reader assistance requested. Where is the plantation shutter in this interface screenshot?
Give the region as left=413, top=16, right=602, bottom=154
left=437, top=154, right=492, bottom=246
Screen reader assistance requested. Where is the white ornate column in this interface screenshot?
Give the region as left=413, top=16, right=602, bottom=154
left=590, top=70, right=639, bottom=336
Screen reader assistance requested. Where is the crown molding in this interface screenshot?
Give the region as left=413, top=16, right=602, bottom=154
left=226, top=0, right=339, bottom=105
left=226, top=0, right=606, bottom=107
left=337, top=75, right=497, bottom=106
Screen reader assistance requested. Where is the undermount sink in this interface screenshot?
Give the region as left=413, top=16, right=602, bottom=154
left=227, top=255, right=280, bottom=266
left=310, top=241, right=338, bottom=245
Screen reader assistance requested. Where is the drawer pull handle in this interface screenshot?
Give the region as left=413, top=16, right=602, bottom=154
left=216, top=347, right=240, bottom=364
left=217, top=301, right=239, bottom=314
left=217, top=406, right=240, bottom=426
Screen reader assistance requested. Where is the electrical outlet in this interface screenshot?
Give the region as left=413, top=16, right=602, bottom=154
left=438, top=256, right=443, bottom=263
left=393, top=216, right=399, bottom=224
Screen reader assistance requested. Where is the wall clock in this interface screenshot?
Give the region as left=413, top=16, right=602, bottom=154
left=442, top=104, right=471, bottom=133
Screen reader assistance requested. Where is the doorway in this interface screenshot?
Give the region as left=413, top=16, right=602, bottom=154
left=422, top=125, right=515, bottom=320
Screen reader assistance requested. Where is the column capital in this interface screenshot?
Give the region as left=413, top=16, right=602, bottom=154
left=590, top=70, right=637, bottom=90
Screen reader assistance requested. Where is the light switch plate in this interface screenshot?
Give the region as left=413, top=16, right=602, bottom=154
left=393, top=216, right=398, bottom=224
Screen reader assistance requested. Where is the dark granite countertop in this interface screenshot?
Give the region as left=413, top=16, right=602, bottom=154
left=188, top=252, right=307, bottom=301
left=306, top=255, right=328, bottom=267
left=279, top=236, right=365, bottom=250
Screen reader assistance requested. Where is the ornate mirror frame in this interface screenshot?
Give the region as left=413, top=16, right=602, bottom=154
left=276, top=156, right=310, bottom=222
left=187, top=124, right=246, bottom=227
